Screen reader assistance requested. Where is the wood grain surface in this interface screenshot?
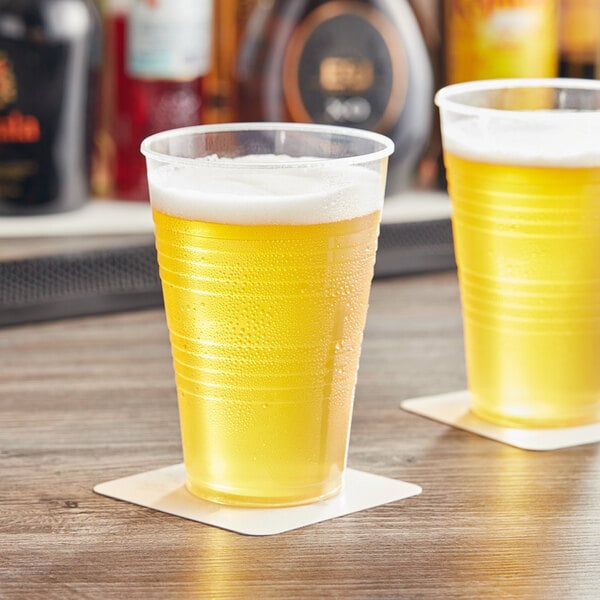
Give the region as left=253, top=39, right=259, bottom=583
left=2, top=270, right=600, bottom=599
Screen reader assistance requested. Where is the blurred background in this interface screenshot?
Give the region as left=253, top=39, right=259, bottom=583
left=92, top=0, right=600, bottom=202
left=1, top=0, right=599, bottom=211
left=1, top=0, right=599, bottom=323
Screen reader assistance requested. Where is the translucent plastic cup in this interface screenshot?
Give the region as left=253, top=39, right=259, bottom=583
left=141, top=123, right=393, bottom=506
left=436, top=79, right=600, bottom=428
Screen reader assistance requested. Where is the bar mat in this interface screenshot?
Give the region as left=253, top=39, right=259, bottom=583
left=0, top=244, right=163, bottom=327
left=376, top=217, right=454, bottom=277
left=0, top=219, right=454, bottom=327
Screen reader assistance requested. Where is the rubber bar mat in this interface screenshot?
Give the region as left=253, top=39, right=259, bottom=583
left=0, top=244, right=163, bottom=327
left=0, top=219, right=455, bottom=327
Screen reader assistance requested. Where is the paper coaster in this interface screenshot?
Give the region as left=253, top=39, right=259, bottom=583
left=402, top=390, right=600, bottom=451
left=94, top=464, right=422, bottom=536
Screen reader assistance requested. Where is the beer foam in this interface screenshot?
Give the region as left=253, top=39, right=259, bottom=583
left=147, top=157, right=384, bottom=224
left=441, top=111, right=600, bottom=167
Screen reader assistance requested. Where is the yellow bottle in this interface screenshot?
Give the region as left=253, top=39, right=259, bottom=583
left=444, top=0, right=559, bottom=83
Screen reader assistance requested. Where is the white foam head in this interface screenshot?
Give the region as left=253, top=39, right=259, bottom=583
left=436, top=79, right=600, bottom=167
left=147, top=156, right=385, bottom=225
left=439, top=111, right=600, bottom=167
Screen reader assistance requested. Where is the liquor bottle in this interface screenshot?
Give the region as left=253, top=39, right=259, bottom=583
left=102, top=0, right=213, bottom=201
left=426, top=0, right=559, bottom=191
left=203, top=0, right=257, bottom=124
left=407, top=0, right=447, bottom=190
left=236, top=0, right=434, bottom=192
left=444, top=0, right=559, bottom=84
left=0, top=0, right=101, bottom=215
left=559, top=0, right=600, bottom=78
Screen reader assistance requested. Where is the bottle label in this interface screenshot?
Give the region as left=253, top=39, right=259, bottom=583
left=283, top=1, right=407, bottom=134
left=445, top=0, right=558, bottom=83
left=0, top=43, right=65, bottom=205
left=128, top=0, right=213, bottom=80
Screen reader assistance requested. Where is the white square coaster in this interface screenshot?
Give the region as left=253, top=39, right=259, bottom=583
left=93, top=464, right=422, bottom=536
left=401, top=390, right=600, bottom=451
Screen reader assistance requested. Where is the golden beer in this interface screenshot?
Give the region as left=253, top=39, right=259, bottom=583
left=437, top=79, right=600, bottom=428
left=153, top=207, right=380, bottom=505
left=142, top=124, right=392, bottom=505
left=446, top=152, right=600, bottom=428
left=142, top=118, right=394, bottom=507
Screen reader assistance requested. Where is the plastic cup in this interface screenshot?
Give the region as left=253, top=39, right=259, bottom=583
left=436, top=78, right=600, bottom=428
left=141, top=123, right=393, bottom=506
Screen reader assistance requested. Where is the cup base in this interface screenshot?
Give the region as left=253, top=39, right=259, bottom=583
left=185, top=478, right=343, bottom=508
left=470, top=403, right=600, bottom=430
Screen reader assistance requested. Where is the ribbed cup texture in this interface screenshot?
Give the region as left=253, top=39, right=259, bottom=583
left=153, top=209, right=380, bottom=506
left=446, top=154, right=600, bottom=428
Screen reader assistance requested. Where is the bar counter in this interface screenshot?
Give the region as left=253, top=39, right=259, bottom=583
left=2, top=239, right=600, bottom=599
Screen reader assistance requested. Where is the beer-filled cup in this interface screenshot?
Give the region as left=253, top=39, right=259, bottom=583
left=141, top=123, right=393, bottom=506
left=436, top=79, right=600, bottom=428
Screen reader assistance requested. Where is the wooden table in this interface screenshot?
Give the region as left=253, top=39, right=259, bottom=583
left=2, top=265, right=600, bottom=599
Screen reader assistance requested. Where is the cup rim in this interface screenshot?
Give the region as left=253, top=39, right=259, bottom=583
left=434, top=78, right=600, bottom=116
left=140, top=122, right=395, bottom=168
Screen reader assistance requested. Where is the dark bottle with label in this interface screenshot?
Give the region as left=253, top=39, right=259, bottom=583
left=0, top=0, right=100, bottom=215
left=236, top=0, right=433, bottom=192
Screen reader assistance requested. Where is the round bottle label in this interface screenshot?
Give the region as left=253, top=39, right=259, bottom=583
left=283, top=1, right=407, bottom=134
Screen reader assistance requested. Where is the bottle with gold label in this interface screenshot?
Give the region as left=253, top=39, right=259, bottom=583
left=203, top=0, right=257, bottom=124
left=236, top=0, right=434, bottom=191
left=444, top=0, right=559, bottom=84
left=0, top=0, right=101, bottom=214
